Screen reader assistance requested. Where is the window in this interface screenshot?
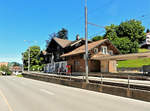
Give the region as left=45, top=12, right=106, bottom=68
left=94, top=48, right=98, bottom=54
left=56, top=54, right=59, bottom=59
left=109, top=50, right=113, bottom=55
left=57, top=46, right=60, bottom=50
left=101, top=46, right=107, bottom=54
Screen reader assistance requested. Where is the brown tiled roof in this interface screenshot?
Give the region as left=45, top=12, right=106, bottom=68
left=53, top=37, right=72, bottom=48
left=61, top=39, right=108, bottom=57
left=0, top=62, right=8, bottom=66
left=92, top=52, right=150, bottom=60
left=91, top=52, right=111, bottom=59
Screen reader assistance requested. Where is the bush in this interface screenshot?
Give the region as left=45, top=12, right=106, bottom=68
left=0, top=65, right=12, bottom=75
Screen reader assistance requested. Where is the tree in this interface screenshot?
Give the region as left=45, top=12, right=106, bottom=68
left=46, top=33, right=57, bottom=48
left=92, top=35, right=104, bottom=41
left=46, top=28, right=68, bottom=48
left=104, top=19, right=145, bottom=54
left=112, top=37, right=139, bottom=54
left=57, top=28, right=68, bottom=39
left=104, top=24, right=118, bottom=41
left=23, top=46, right=44, bottom=71
left=146, top=29, right=150, bottom=33
left=0, top=65, right=12, bottom=75
left=117, top=19, right=146, bottom=44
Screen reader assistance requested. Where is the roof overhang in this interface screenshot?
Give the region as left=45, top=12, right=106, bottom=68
left=92, top=52, right=150, bottom=61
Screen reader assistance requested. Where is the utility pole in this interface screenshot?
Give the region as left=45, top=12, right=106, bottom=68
left=85, top=0, right=89, bottom=83
left=22, top=53, right=24, bottom=72
left=28, top=47, right=30, bottom=72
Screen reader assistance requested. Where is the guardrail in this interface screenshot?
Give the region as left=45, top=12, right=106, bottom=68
left=22, top=72, right=150, bottom=102
left=23, top=71, right=150, bottom=91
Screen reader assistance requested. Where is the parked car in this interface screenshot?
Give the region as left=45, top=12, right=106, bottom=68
left=142, top=65, right=150, bottom=75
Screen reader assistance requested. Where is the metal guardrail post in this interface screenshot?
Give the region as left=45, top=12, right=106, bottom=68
left=101, top=73, right=103, bottom=85
left=128, top=75, right=130, bottom=90
left=100, top=73, right=103, bottom=92
left=70, top=72, right=71, bottom=81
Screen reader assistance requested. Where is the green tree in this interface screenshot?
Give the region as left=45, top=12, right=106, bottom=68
left=117, top=19, right=146, bottom=44
left=112, top=37, right=139, bottom=54
left=104, top=19, right=145, bottom=54
left=92, top=35, right=104, bottom=41
left=57, top=28, right=68, bottom=39
left=23, top=46, right=44, bottom=71
left=146, top=29, right=150, bottom=33
left=0, top=65, right=12, bottom=75
left=105, top=24, right=118, bottom=41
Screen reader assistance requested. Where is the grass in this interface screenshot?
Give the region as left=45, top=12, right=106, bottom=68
left=117, top=48, right=150, bottom=68
left=138, top=48, right=150, bottom=53
left=16, top=74, right=23, bottom=77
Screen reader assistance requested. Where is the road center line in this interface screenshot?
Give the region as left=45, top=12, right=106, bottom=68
left=40, top=89, right=55, bottom=95
left=0, top=89, right=14, bottom=111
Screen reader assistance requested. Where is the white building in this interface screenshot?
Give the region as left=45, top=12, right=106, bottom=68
left=141, top=33, right=150, bottom=49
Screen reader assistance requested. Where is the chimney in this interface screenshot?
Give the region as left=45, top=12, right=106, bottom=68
left=76, top=34, right=80, bottom=40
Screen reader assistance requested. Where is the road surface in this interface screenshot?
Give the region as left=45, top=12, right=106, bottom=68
left=0, top=76, right=150, bottom=111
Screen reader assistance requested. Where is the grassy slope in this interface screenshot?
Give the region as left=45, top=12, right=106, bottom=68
left=117, top=49, right=150, bottom=68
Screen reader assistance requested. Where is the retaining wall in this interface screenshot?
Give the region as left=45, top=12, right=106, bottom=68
left=22, top=73, right=150, bottom=102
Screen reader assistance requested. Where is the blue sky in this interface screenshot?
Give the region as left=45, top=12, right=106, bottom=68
left=0, top=0, right=150, bottom=63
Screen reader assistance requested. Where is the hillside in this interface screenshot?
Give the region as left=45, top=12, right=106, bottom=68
left=117, top=48, right=150, bottom=68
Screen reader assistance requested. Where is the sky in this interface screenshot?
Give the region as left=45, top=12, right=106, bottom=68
left=1, top=0, right=150, bottom=63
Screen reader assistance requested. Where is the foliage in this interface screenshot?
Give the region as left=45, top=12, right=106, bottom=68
left=104, top=19, right=145, bottom=54
left=17, top=74, right=23, bottom=77
left=57, top=28, right=68, bottom=40
left=23, top=46, right=45, bottom=71
left=117, top=20, right=146, bottom=44
left=92, top=36, right=104, bottom=41
left=146, top=29, right=150, bottom=33
left=105, top=24, right=118, bottom=41
left=46, top=28, right=68, bottom=48
left=30, top=64, right=44, bottom=71
left=46, top=33, right=57, bottom=48
left=0, top=65, right=12, bottom=75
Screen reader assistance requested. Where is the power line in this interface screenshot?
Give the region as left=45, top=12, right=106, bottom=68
left=65, top=0, right=113, bottom=29
left=88, top=30, right=105, bottom=39
left=88, top=22, right=105, bottom=29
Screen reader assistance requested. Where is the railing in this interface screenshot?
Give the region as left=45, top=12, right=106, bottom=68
left=24, top=71, right=150, bottom=91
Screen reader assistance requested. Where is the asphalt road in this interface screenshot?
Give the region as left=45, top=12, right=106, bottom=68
left=0, top=76, right=150, bottom=111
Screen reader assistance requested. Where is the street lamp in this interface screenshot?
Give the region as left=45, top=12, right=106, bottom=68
left=24, top=40, right=37, bottom=72
left=22, top=53, right=24, bottom=72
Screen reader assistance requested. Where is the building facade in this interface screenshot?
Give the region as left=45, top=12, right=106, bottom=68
left=141, top=33, right=150, bottom=49
left=61, top=39, right=120, bottom=73
left=0, top=62, right=8, bottom=67
left=44, top=37, right=90, bottom=73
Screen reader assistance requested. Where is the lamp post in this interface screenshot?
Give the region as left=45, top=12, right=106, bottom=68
left=28, top=47, right=30, bottom=72
left=24, top=40, right=37, bottom=72
left=22, top=53, right=24, bottom=72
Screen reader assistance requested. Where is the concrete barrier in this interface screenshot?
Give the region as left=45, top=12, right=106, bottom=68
left=22, top=73, right=150, bottom=102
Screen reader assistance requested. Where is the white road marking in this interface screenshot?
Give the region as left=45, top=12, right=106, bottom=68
left=40, top=89, right=55, bottom=95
